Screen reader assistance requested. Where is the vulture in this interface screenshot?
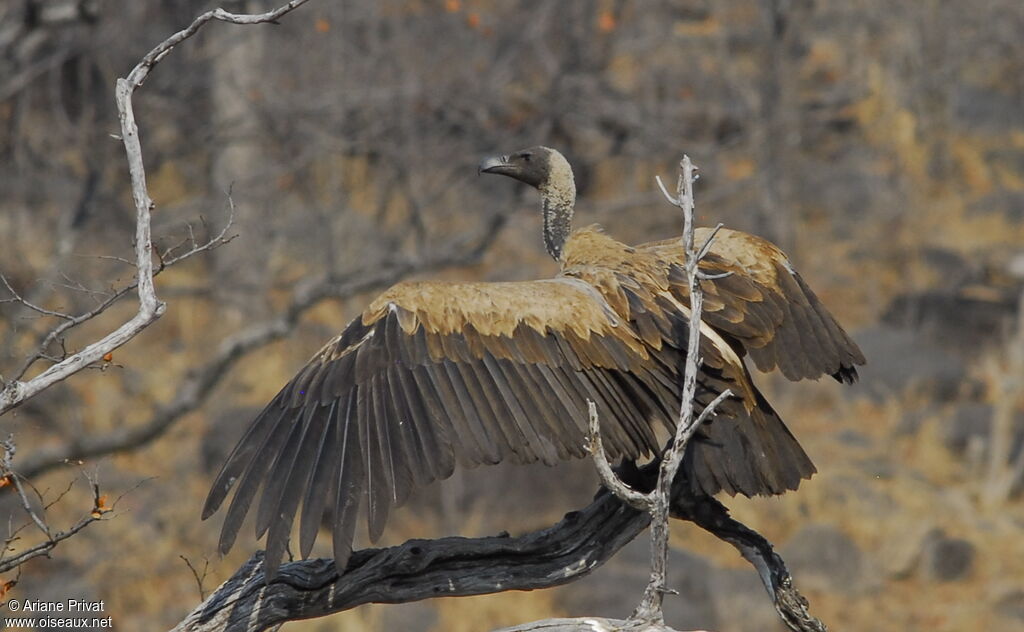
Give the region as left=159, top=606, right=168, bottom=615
left=203, top=146, right=865, bottom=578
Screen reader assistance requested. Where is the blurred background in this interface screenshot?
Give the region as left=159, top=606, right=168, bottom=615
left=1, top=0, right=1022, bottom=630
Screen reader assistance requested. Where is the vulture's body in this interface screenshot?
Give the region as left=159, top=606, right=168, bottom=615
left=203, top=147, right=864, bottom=577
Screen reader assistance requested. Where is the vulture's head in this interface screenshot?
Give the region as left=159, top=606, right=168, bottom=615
left=480, top=146, right=576, bottom=261
left=479, top=146, right=575, bottom=202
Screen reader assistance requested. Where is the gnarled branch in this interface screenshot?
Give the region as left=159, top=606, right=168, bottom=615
left=173, top=467, right=824, bottom=632
left=174, top=485, right=646, bottom=632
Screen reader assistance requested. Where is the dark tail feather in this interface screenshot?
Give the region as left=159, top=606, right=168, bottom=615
left=681, top=394, right=816, bottom=498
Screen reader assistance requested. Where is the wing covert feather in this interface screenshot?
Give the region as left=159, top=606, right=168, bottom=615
left=204, top=277, right=677, bottom=577
left=644, top=228, right=864, bottom=383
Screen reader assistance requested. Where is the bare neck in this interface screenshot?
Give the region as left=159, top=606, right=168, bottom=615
left=539, top=158, right=576, bottom=261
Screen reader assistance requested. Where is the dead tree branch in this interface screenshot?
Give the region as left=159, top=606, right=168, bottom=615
left=173, top=486, right=646, bottom=632
left=585, top=156, right=732, bottom=627
left=0, top=0, right=313, bottom=415
left=491, top=618, right=694, bottom=632
left=0, top=436, right=115, bottom=576
left=3, top=209, right=235, bottom=386
left=587, top=401, right=651, bottom=511
left=16, top=216, right=505, bottom=480
left=636, top=156, right=726, bottom=625
left=172, top=466, right=822, bottom=632
left=670, top=489, right=826, bottom=632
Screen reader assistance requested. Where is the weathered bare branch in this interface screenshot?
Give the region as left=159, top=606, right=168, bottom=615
left=0, top=437, right=116, bottom=576
left=586, top=401, right=651, bottom=511
left=671, top=491, right=826, bottom=632
left=17, top=219, right=505, bottom=480
left=587, top=157, right=732, bottom=626
left=172, top=466, right=823, bottom=632
left=5, top=210, right=235, bottom=385
left=492, top=617, right=696, bottom=632
left=0, top=0, right=313, bottom=415
left=634, top=156, right=722, bottom=623
left=173, top=484, right=649, bottom=632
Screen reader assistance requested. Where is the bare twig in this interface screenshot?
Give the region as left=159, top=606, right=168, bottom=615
left=0, top=437, right=120, bottom=576
left=586, top=401, right=651, bottom=511
left=0, top=0, right=313, bottom=415
left=0, top=513, right=104, bottom=576
left=181, top=555, right=212, bottom=601
left=586, top=157, right=731, bottom=626
left=654, top=175, right=678, bottom=206
left=5, top=211, right=235, bottom=384
left=0, top=275, right=75, bottom=321
left=695, top=223, right=725, bottom=263
left=17, top=221, right=505, bottom=480
left=1, top=437, right=49, bottom=539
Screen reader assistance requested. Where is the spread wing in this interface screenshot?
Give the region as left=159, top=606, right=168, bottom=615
left=203, top=268, right=818, bottom=578
left=643, top=228, right=865, bottom=383
left=202, top=278, right=688, bottom=577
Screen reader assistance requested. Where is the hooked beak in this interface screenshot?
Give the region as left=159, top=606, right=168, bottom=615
left=478, top=154, right=512, bottom=176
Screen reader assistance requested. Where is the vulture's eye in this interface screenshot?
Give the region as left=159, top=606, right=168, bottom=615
left=520, top=153, right=532, bottom=162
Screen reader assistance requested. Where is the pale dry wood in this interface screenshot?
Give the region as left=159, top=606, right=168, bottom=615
left=587, top=401, right=650, bottom=510
left=588, top=156, right=732, bottom=625
left=0, top=0, right=313, bottom=416
left=16, top=220, right=504, bottom=480
left=492, top=617, right=701, bottom=631
left=635, top=156, right=710, bottom=623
